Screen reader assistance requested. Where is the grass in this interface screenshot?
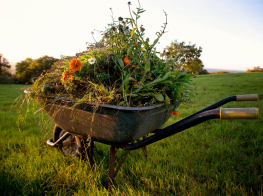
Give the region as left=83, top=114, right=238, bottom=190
left=0, top=72, right=262, bottom=195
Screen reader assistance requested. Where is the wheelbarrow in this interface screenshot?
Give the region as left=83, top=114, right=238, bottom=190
left=24, top=91, right=259, bottom=190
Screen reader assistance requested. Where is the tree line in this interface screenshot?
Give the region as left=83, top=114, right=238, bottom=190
left=0, top=55, right=59, bottom=84
left=15, top=56, right=59, bottom=83
left=0, top=40, right=208, bottom=84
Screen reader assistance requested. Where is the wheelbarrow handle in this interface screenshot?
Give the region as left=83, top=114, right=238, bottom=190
left=181, top=94, right=259, bottom=120
left=120, top=107, right=259, bottom=151
left=236, top=94, right=258, bottom=101
left=220, top=108, right=259, bottom=119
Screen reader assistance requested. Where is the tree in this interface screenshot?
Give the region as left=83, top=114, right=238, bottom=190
left=16, top=56, right=59, bottom=83
left=0, top=54, right=11, bottom=76
left=27, top=55, right=59, bottom=80
left=0, top=54, right=13, bottom=84
left=161, top=40, right=207, bottom=73
left=183, top=59, right=204, bottom=73
left=15, top=58, right=34, bottom=83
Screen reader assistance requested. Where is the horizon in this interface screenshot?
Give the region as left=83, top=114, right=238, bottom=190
left=1, top=0, right=263, bottom=71
left=8, top=61, right=247, bottom=74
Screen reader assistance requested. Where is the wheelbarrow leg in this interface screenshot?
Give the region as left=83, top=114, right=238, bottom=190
left=83, top=138, right=95, bottom=169
left=108, top=146, right=116, bottom=191
left=137, top=136, right=148, bottom=158
left=141, top=136, right=148, bottom=158
left=88, top=139, right=95, bottom=169
left=108, top=146, right=130, bottom=191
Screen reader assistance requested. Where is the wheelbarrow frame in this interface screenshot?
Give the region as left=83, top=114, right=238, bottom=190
left=25, top=91, right=259, bottom=190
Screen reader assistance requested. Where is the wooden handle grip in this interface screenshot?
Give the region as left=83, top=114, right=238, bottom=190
left=236, top=94, right=258, bottom=101
left=220, top=108, right=259, bottom=119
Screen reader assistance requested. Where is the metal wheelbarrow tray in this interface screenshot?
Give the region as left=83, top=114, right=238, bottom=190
left=42, top=99, right=174, bottom=145
left=26, top=91, right=259, bottom=190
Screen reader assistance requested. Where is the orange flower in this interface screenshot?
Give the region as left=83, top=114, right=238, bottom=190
left=170, top=111, right=179, bottom=115
left=124, top=56, right=131, bottom=66
left=61, top=68, right=73, bottom=82
left=132, top=41, right=138, bottom=46
left=70, top=59, right=82, bottom=71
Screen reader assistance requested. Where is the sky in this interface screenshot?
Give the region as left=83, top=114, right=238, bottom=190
left=0, top=0, right=263, bottom=71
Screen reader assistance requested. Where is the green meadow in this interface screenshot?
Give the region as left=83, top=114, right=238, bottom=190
left=0, top=72, right=262, bottom=195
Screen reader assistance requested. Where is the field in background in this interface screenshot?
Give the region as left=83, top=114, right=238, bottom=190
left=206, top=68, right=245, bottom=73
left=0, top=72, right=262, bottom=195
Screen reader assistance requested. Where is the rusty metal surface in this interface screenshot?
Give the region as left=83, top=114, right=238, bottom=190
left=141, top=136, right=148, bottom=158
left=113, top=150, right=130, bottom=178
left=83, top=138, right=95, bottom=169
left=108, top=146, right=116, bottom=191
left=42, top=103, right=173, bottom=145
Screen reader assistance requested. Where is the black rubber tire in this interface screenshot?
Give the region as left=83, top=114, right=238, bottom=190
left=52, top=124, right=84, bottom=158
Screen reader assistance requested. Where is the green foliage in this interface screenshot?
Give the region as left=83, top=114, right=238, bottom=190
left=161, top=40, right=205, bottom=74
left=30, top=3, right=193, bottom=107
left=15, top=58, right=34, bottom=83
left=183, top=58, right=203, bottom=73
left=28, top=56, right=59, bottom=77
left=15, top=56, right=59, bottom=84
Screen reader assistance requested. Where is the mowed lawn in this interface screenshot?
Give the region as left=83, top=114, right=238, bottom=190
left=0, top=72, right=262, bottom=195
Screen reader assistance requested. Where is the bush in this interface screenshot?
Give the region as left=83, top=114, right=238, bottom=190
left=199, top=69, right=209, bottom=75
left=210, top=71, right=229, bottom=74
left=246, top=66, right=263, bottom=73
left=0, top=76, right=14, bottom=84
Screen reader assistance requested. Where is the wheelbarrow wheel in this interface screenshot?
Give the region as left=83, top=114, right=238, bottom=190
left=53, top=125, right=84, bottom=158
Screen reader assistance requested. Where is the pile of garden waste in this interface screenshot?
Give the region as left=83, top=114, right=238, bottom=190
left=29, top=2, right=193, bottom=110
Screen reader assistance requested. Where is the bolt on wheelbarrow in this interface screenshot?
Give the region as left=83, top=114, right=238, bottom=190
left=24, top=91, right=259, bottom=190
